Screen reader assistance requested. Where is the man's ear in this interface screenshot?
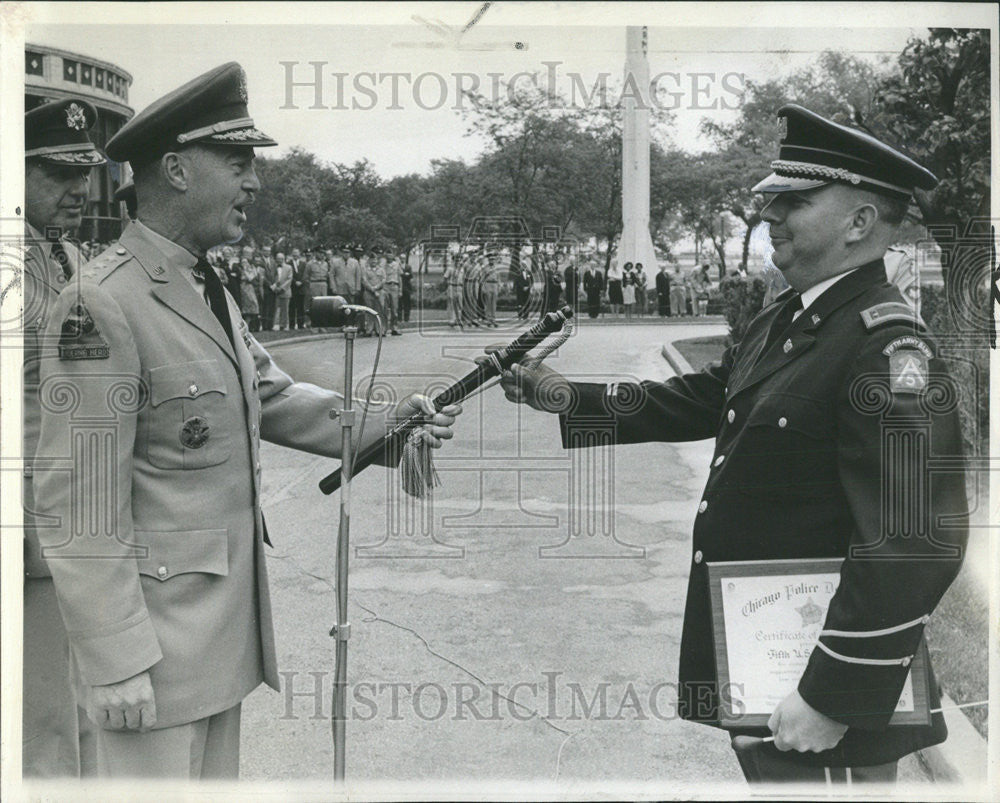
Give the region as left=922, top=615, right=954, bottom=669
left=161, top=151, right=189, bottom=192
left=845, top=203, right=879, bottom=244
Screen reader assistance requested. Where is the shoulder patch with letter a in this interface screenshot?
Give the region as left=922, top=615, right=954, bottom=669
left=889, top=350, right=928, bottom=394
left=58, top=300, right=109, bottom=359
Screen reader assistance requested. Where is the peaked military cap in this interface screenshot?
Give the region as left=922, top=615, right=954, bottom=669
left=105, top=62, right=277, bottom=165
left=752, top=104, right=937, bottom=198
left=25, top=98, right=106, bottom=166
left=113, top=178, right=134, bottom=202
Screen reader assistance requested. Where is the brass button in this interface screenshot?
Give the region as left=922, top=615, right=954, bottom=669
left=188, top=384, right=198, bottom=396
left=698, top=500, right=708, bottom=514
left=901, top=656, right=912, bottom=668
left=156, top=566, right=168, bottom=579
left=778, top=417, right=788, bottom=428
left=256, top=462, right=262, bottom=473
left=727, top=409, right=735, bottom=423
left=713, top=455, right=724, bottom=467
left=694, top=550, right=703, bottom=564
left=921, top=614, right=930, bottom=624
left=116, top=247, right=126, bottom=255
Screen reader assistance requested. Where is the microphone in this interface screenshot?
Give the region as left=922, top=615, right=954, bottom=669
left=318, top=306, right=574, bottom=495
left=309, top=296, right=382, bottom=328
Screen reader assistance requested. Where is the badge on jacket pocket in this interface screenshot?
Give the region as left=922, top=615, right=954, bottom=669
left=180, top=416, right=211, bottom=448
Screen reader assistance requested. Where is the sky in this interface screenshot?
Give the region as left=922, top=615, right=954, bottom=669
left=26, top=10, right=929, bottom=178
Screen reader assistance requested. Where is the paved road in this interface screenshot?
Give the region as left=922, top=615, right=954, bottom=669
left=239, top=320, right=928, bottom=791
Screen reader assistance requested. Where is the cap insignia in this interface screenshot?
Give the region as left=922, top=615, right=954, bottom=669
left=777, top=115, right=788, bottom=142
left=238, top=69, right=248, bottom=104
left=65, top=102, right=87, bottom=131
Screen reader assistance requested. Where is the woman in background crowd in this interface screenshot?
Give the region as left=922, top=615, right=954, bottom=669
left=622, top=263, right=636, bottom=321
left=606, top=256, right=624, bottom=317
left=634, top=262, right=648, bottom=317
left=240, top=254, right=262, bottom=332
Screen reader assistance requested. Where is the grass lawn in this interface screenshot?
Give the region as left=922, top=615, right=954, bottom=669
left=671, top=334, right=989, bottom=738
left=672, top=335, right=728, bottom=371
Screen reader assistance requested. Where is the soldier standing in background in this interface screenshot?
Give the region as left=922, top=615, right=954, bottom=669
left=22, top=97, right=106, bottom=779
left=288, top=247, right=307, bottom=329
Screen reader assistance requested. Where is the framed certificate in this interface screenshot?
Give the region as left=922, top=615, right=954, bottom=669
left=707, top=558, right=931, bottom=728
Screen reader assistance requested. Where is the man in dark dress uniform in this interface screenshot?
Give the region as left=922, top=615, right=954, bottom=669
left=498, top=105, right=968, bottom=787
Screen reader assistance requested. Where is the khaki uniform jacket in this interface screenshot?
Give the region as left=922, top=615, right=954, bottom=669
left=33, top=221, right=394, bottom=729
left=23, top=224, right=82, bottom=578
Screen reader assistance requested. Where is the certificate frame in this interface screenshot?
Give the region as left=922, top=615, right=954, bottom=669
left=707, top=557, right=931, bottom=729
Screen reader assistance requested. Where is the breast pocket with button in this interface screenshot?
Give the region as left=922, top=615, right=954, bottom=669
left=143, top=360, right=232, bottom=469
left=737, top=393, right=839, bottom=499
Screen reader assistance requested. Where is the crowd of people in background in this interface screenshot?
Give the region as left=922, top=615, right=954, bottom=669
left=79, top=237, right=755, bottom=331
left=438, top=244, right=753, bottom=327
left=204, top=244, right=416, bottom=336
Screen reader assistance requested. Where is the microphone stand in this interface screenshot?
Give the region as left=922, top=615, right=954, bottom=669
left=310, top=296, right=381, bottom=781
left=330, top=321, right=356, bottom=782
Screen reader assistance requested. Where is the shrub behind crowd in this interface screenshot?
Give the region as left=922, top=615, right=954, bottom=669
left=719, top=274, right=768, bottom=346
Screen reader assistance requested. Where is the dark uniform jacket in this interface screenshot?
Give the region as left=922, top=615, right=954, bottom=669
left=559, top=259, right=967, bottom=766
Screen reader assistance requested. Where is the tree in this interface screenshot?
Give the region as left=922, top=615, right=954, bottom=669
left=246, top=147, right=325, bottom=246
left=868, top=29, right=991, bottom=291
left=695, top=51, right=893, bottom=269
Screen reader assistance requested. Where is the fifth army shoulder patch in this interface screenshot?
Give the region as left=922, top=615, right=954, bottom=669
left=884, top=336, right=932, bottom=394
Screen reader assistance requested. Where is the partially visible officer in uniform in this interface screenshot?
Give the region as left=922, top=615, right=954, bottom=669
left=32, top=62, right=460, bottom=780
left=22, top=97, right=105, bottom=778
left=498, top=105, right=967, bottom=787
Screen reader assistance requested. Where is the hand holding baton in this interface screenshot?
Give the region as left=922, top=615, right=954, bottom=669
left=318, top=306, right=574, bottom=495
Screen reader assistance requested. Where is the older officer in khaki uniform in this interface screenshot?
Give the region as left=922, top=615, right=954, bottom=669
left=33, top=62, right=459, bottom=780
left=500, top=105, right=967, bottom=787
left=22, top=98, right=106, bottom=778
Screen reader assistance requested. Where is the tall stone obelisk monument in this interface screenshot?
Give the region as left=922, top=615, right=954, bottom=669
left=620, top=26, right=659, bottom=273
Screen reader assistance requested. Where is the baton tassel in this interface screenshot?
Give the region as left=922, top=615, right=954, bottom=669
left=400, top=429, right=441, bottom=498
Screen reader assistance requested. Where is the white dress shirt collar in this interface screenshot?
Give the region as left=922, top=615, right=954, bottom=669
left=794, top=268, right=860, bottom=320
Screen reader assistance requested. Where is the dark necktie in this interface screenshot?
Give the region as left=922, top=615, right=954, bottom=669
left=759, top=292, right=803, bottom=358
left=49, top=239, right=74, bottom=281
left=193, top=258, right=236, bottom=351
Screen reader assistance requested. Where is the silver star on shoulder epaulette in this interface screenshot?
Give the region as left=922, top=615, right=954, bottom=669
left=65, top=102, right=86, bottom=130
left=796, top=597, right=824, bottom=627
left=238, top=69, right=248, bottom=103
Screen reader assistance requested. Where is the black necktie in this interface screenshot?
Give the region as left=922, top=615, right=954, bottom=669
left=193, top=258, right=236, bottom=351
left=49, top=239, right=74, bottom=281
left=759, top=292, right=803, bottom=358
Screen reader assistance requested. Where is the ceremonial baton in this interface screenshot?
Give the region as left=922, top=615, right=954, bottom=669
left=318, top=305, right=575, bottom=495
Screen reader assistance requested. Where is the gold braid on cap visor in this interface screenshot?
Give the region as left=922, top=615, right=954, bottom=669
left=771, top=159, right=862, bottom=185
left=771, top=159, right=911, bottom=195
